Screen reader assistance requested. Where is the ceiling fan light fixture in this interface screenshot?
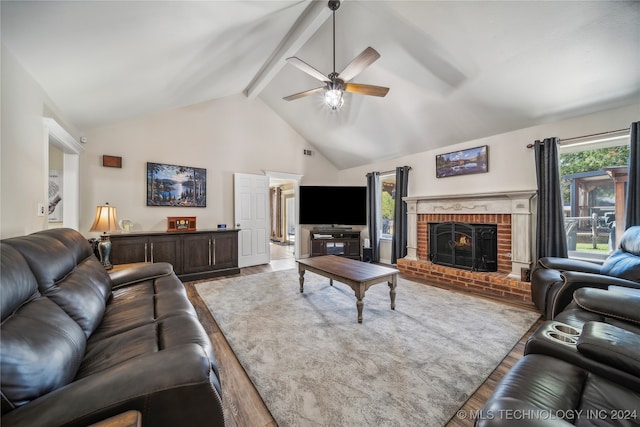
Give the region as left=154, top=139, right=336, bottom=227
left=324, top=88, right=344, bottom=110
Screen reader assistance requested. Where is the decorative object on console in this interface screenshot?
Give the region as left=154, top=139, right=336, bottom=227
left=436, top=145, right=488, bottom=178
left=120, top=219, right=133, bottom=233
left=167, top=216, right=196, bottom=232
left=147, top=162, right=206, bottom=207
left=89, top=202, right=120, bottom=270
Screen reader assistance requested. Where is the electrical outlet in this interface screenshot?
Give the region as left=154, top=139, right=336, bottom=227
left=37, top=203, right=46, bottom=217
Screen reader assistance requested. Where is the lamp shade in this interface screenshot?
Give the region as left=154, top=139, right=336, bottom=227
left=89, top=203, right=120, bottom=233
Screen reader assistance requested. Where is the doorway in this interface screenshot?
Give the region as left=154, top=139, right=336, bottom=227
left=45, top=118, right=83, bottom=231
left=266, top=171, right=302, bottom=263
left=269, top=178, right=296, bottom=261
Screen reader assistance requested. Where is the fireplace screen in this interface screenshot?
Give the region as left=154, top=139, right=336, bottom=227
left=429, top=222, right=497, bottom=272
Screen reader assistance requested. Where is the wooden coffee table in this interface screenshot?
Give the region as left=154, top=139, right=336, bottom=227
left=297, top=255, right=399, bottom=323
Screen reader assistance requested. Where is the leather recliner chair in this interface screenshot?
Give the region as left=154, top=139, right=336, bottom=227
left=476, top=286, right=640, bottom=426
left=530, top=225, right=640, bottom=319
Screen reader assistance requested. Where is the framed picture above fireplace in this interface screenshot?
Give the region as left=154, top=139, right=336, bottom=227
left=435, top=145, right=488, bottom=178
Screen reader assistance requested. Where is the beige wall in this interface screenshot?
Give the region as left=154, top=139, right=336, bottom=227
left=1, top=46, right=81, bottom=238
left=337, top=103, right=640, bottom=194
left=80, top=94, right=339, bottom=236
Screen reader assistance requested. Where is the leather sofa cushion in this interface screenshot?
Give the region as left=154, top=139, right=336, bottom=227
left=478, top=354, right=640, bottom=426
left=2, top=344, right=223, bottom=427
left=76, top=314, right=213, bottom=380
left=577, top=321, right=640, bottom=378
left=3, top=229, right=112, bottom=337
left=574, top=287, right=640, bottom=325
left=555, top=301, right=640, bottom=335
left=0, top=245, right=39, bottom=320
left=91, top=273, right=197, bottom=340
left=601, top=250, right=640, bottom=282
left=600, top=226, right=640, bottom=282
left=75, top=273, right=218, bottom=392
left=1, top=243, right=86, bottom=410
left=1, top=297, right=86, bottom=409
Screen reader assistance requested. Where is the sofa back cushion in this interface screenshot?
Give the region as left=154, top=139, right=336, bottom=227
left=3, top=228, right=112, bottom=337
left=601, top=226, right=640, bottom=282
left=1, top=244, right=86, bottom=412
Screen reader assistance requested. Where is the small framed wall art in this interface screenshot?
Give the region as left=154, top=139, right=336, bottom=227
left=436, top=145, right=488, bottom=178
left=102, top=155, right=122, bottom=168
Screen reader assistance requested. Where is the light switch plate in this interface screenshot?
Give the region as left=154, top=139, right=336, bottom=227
left=37, top=203, right=45, bottom=216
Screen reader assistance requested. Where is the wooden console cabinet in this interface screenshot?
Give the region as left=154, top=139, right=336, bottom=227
left=110, top=229, right=239, bottom=281
left=309, top=229, right=361, bottom=260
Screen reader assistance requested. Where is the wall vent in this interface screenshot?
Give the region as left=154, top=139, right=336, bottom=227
left=303, top=149, right=314, bottom=156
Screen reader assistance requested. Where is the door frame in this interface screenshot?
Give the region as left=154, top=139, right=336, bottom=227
left=44, top=118, right=84, bottom=231
left=266, top=171, right=303, bottom=260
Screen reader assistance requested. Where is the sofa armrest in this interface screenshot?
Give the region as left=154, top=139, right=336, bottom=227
left=548, top=271, right=640, bottom=319
left=536, top=256, right=603, bottom=274
left=573, top=287, right=640, bottom=325
left=1, top=344, right=224, bottom=427
left=577, top=321, right=640, bottom=378
left=109, top=262, right=174, bottom=289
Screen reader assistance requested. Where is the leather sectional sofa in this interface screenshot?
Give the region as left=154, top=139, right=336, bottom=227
left=1, top=228, right=225, bottom=426
left=476, top=227, right=640, bottom=426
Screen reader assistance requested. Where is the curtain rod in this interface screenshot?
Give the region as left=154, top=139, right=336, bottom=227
left=365, top=167, right=412, bottom=176
left=526, top=127, right=630, bottom=148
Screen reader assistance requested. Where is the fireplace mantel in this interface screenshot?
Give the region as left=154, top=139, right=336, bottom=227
left=403, top=190, right=537, bottom=278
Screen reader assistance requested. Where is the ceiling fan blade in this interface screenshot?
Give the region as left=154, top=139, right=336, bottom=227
left=338, top=47, right=381, bottom=82
left=286, top=57, right=331, bottom=83
left=283, top=87, right=326, bottom=101
left=344, top=83, right=389, bottom=97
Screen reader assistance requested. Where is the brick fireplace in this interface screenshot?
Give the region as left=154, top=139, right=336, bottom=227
left=397, top=191, right=537, bottom=302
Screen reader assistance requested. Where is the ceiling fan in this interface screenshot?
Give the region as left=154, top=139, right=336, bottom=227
left=283, top=0, right=389, bottom=110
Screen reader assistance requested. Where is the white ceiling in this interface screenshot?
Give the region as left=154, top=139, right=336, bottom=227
left=2, top=1, right=639, bottom=169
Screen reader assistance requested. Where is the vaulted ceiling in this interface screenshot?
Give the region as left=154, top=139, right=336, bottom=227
left=2, top=1, right=639, bottom=169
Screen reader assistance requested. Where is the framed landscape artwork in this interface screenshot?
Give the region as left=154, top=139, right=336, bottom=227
left=436, top=145, right=488, bottom=178
left=146, top=162, right=206, bottom=207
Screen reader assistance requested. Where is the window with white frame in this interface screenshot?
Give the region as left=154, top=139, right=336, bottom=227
left=558, top=130, right=630, bottom=260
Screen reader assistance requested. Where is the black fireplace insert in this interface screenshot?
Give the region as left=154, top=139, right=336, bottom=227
left=429, top=222, right=498, bottom=272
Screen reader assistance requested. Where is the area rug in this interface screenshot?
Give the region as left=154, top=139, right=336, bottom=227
left=196, top=269, right=539, bottom=427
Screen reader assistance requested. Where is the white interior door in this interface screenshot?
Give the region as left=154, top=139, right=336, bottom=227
left=234, top=173, right=270, bottom=267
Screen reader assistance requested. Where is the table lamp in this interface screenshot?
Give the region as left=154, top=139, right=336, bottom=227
left=89, top=202, right=120, bottom=270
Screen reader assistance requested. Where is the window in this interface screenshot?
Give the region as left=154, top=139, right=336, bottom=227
left=380, top=173, right=396, bottom=238
left=558, top=132, right=630, bottom=259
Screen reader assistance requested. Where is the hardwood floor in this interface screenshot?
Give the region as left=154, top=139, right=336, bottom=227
left=184, top=244, right=541, bottom=427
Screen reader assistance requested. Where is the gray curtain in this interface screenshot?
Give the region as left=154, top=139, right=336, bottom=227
left=366, top=172, right=381, bottom=262
left=534, top=138, right=568, bottom=259
left=391, top=166, right=410, bottom=264
left=625, top=121, right=640, bottom=229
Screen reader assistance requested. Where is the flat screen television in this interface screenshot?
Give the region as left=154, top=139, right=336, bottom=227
left=299, top=186, right=367, bottom=226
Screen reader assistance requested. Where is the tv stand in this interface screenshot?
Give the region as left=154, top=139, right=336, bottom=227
left=309, top=229, right=361, bottom=260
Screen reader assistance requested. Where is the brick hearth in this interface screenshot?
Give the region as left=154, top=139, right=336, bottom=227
left=398, top=191, right=536, bottom=303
